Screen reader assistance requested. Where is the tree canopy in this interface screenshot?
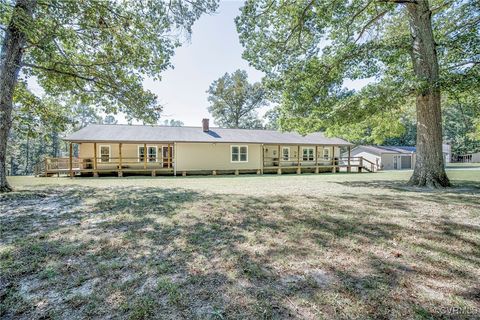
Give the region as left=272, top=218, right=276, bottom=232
left=207, top=69, right=266, bottom=129
left=1, top=0, right=218, bottom=122
left=236, top=0, right=479, bottom=187
left=0, top=0, right=218, bottom=191
left=236, top=0, right=478, bottom=135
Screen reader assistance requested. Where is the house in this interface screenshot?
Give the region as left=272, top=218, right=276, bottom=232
left=350, top=144, right=452, bottom=170
left=35, top=119, right=377, bottom=177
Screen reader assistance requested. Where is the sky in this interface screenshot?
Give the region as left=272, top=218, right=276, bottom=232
left=141, top=0, right=264, bottom=127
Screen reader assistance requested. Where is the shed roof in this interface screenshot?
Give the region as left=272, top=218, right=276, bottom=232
left=64, top=124, right=352, bottom=146
left=353, top=145, right=416, bottom=156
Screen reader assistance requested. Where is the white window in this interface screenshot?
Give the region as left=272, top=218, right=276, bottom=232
left=302, top=147, right=314, bottom=161
left=323, top=148, right=330, bottom=160
left=231, top=145, right=248, bottom=162
left=282, top=147, right=290, bottom=161
left=138, top=146, right=157, bottom=162
left=99, top=145, right=110, bottom=162
left=148, top=146, right=157, bottom=162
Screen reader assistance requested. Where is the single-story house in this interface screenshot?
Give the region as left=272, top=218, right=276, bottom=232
left=349, top=144, right=452, bottom=170
left=35, top=119, right=378, bottom=177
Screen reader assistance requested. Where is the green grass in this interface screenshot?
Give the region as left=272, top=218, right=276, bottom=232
left=446, top=162, right=480, bottom=168
left=1, top=171, right=479, bottom=319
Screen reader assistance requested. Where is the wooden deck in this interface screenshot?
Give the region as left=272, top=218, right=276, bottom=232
left=34, top=156, right=377, bottom=177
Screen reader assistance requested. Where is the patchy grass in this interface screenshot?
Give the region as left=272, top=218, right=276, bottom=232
left=1, top=171, right=479, bottom=319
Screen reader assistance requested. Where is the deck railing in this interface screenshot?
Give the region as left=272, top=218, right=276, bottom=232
left=35, top=156, right=174, bottom=176
left=36, top=155, right=376, bottom=177
left=263, top=156, right=377, bottom=172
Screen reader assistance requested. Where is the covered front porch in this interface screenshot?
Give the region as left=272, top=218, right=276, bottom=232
left=35, top=142, right=175, bottom=177
left=262, top=144, right=376, bottom=174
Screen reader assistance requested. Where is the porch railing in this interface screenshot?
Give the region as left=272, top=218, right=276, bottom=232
left=263, top=156, right=377, bottom=172
left=36, top=155, right=376, bottom=177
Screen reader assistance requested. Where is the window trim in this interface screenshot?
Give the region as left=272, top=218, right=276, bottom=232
left=99, top=145, right=111, bottom=163
left=138, top=145, right=158, bottom=162
left=323, top=148, right=330, bottom=160
left=231, top=145, right=248, bottom=163
left=302, top=147, right=315, bottom=161
left=282, top=147, right=290, bottom=161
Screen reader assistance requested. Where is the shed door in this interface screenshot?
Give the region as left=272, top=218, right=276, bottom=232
left=401, top=156, right=412, bottom=169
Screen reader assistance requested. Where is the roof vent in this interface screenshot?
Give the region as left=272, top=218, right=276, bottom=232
left=202, top=118, right=209, bottom=132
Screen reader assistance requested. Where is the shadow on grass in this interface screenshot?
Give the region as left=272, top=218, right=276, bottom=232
left=1, top=185, right=479, bottom=319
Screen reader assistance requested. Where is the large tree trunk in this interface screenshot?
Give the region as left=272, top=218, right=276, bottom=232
left=406, top=0, right=450, bottom=188
left=0, top=0, right=35, bottom=192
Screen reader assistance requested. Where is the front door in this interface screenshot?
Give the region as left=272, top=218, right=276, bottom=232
left=162, top=146, right=173, bottom=168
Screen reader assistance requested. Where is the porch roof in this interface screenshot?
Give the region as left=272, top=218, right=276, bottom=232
left=64, top=124, right=353, bottom=146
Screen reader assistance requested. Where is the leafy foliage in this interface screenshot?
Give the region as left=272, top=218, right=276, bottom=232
left=207, top=69, right=266, bottom=129
left=443, top=93, right=480, bottom=155
left=162, top=119, right=184, bottom=127
left=236, top=0, right=480, bottom=141
left=1, top=0, right=218, bottom=179
left=1, top=0, right=218, bottom=122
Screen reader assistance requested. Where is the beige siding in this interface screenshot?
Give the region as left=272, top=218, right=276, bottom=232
left=263, top=144, right=339, bottom=167
left=175, top=143, right=262, bottom=171
left=77, top=142, right=346, bottom=172
left=78, top=143, right=170, bottom=169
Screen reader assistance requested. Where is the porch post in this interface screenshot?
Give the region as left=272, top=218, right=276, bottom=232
left=315, top=145, right=319, bottom=174
left=277, top=145, right=281, bottom=175
left=331, top=146, right=336, bottom=173
left=118, top=143, right=123, bottom=177
left=69, top=142, right=73, bottom=178
left=173, top=142, right=177, bottom=176
left=261, top=144, right=264, bottom=174
left=297, top=145, right=301, bottom=174
left=143, top=143, right=147, bottom=170
left=93, top=142, right=98, bottom=177
left=347, top=145, right=351, bottom=173
left=168, top=143, right=171, bottom=169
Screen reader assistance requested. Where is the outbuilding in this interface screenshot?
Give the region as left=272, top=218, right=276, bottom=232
left=350, top=146, right=416, bottom=170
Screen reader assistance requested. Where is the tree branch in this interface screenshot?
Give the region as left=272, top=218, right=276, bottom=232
left=22, top=63, right=96, bottom=81
left=356, top=10, right=388, bottom=42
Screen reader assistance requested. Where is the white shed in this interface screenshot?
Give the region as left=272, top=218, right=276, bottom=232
left=350, top=146, right=416, bottom=170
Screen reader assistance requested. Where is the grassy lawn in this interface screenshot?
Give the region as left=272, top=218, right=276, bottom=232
left=1, top=171, right=479, bottom=319
left=446, top=162, right=480, bottom=168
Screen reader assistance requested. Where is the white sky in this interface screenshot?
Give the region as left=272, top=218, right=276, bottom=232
left=141, top=1, right=265, bottom=126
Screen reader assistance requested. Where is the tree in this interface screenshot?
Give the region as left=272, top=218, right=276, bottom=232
left=207, top=69, right=266, bottom=129
left=0, top=0, right=218, bottom=191
left=443, top=93, right=480, bottom=156
left=264, top=107, right=280, bottom=130
left=163, top=119, right=184, bottom=127
left=103, top=115, right=118, bottom=125
left=7, top=86, right=70, bottom=175
left=236, top=0, right=479, bottom=187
